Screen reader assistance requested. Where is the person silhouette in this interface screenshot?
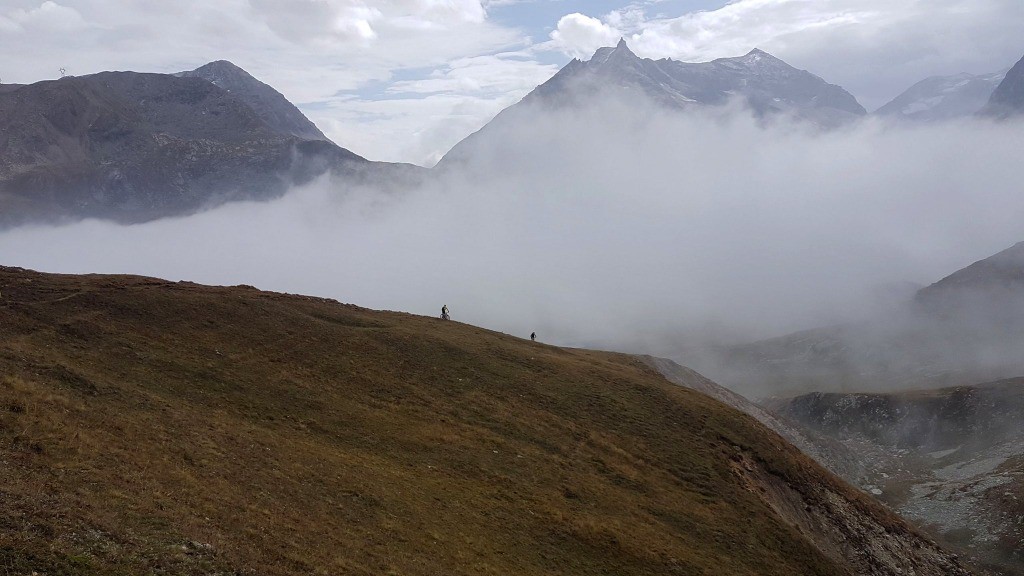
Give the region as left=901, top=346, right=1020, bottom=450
left=441, top=305, right=450, bottom=320
left=530, top=332, right=536, bottom=342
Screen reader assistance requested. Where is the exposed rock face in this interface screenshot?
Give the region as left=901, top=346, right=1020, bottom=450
left=178, top=60, right=329, bottom=142
left=770, top=379, right=1024, bottom=575
left=0, top=65, right=421, bottom=227
left=440, top=40, right=864, bottom=167
left=730, top=452, right=974, bottom=576
left=982, top=54, right=1024, bottom=118
left=875, top=72, right=1004, bottom=121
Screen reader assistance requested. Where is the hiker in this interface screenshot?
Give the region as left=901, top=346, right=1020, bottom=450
left=530, top=332, right=536, bottom=342
left=441, top=305, right=450, bottom=321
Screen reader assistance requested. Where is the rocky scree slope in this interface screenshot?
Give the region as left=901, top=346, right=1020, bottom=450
left=0, top=266, right=970, bottom=576
left=0, top=63, right=421, bottom=227
left=769, top=379, right=1024, bottom=575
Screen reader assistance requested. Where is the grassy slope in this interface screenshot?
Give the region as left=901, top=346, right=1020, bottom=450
left=0, top=267, right=918, bottom=575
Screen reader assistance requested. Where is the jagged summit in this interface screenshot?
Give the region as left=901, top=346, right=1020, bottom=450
left=589, top=37, right=636, bottom=65
left=554, top=42, right=861, bottom=117
left=440, top=42, right=865, bottom=166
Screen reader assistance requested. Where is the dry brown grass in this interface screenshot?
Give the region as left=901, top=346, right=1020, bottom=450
left=0, top=266, right=921, bottom=575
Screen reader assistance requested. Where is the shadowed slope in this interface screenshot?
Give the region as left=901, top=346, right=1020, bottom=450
left=982, top=53, right=1024, bottom=118
left=0, top=67, right=424, bottom=228
left=0, top=267, right=968, bottom=575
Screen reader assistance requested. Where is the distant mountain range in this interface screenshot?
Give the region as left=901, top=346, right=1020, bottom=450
left=441, top=40, right=866, bottom=167
left=0, top=61, right=422, bottom=227
left=2, top=43, right=1023, bottom=227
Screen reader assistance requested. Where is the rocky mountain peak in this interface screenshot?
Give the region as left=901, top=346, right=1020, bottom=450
left=589, top=37, right=638, bottom=66
left=439, top=42, right=866, bottom=166
left=179, top=60, right=329, bottom=142
left=742, top=47, right=773, bottom=61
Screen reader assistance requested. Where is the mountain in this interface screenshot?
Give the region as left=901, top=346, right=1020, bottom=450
left=0, top=64, right=421, bottom=228
left=440, top=40, right=865, bottom=167
left=701, top=241, right=1024, bottom=396
left=982, top=54, right=1024, bottom=118
left=0, top=266, right=969, bottom=576
left=875, top=72, right=1004, bottom=121
left=917, top=241, right=1024, bottom=306
left=769, top=378, right=1024, bottom=575
left=177, top=60, right=329, bottom=142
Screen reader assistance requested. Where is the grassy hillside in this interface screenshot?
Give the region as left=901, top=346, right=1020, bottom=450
left=0, top=267, right=966, bottom=575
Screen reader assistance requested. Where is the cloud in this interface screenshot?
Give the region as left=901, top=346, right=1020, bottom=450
left=550, top=13, right=622, bottom=59
left=3, top=97, right=1023, bottom=374
left=387, top=54, right=557, bottom=96
left=6, top=1, right=87, bottom=31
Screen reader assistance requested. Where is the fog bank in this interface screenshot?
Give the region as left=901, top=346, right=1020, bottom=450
left=2, top=101, right=1023, bottom=368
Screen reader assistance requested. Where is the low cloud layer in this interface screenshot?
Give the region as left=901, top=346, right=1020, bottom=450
left=2, top=102, right=1023, bottom=372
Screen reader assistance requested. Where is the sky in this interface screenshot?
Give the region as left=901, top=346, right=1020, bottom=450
left=2, top=0, right=1023, bottom=166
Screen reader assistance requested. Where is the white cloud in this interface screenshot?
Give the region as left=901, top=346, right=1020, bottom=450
left=550, top=13, right=621, bottom=59
left=3, top=103, right=1023, bottom=371
left=309, top=87, right=532, bottom=166
left=388, top=54, right=557, bottom=95
left=7, top=0, right=87, bottom=31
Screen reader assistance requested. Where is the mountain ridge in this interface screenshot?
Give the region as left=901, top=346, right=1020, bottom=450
left=177, top=60, right=330, bottom=142
left=0, top=62, right=422, bottom=228
left=440, top=41, right=865, bottom=167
